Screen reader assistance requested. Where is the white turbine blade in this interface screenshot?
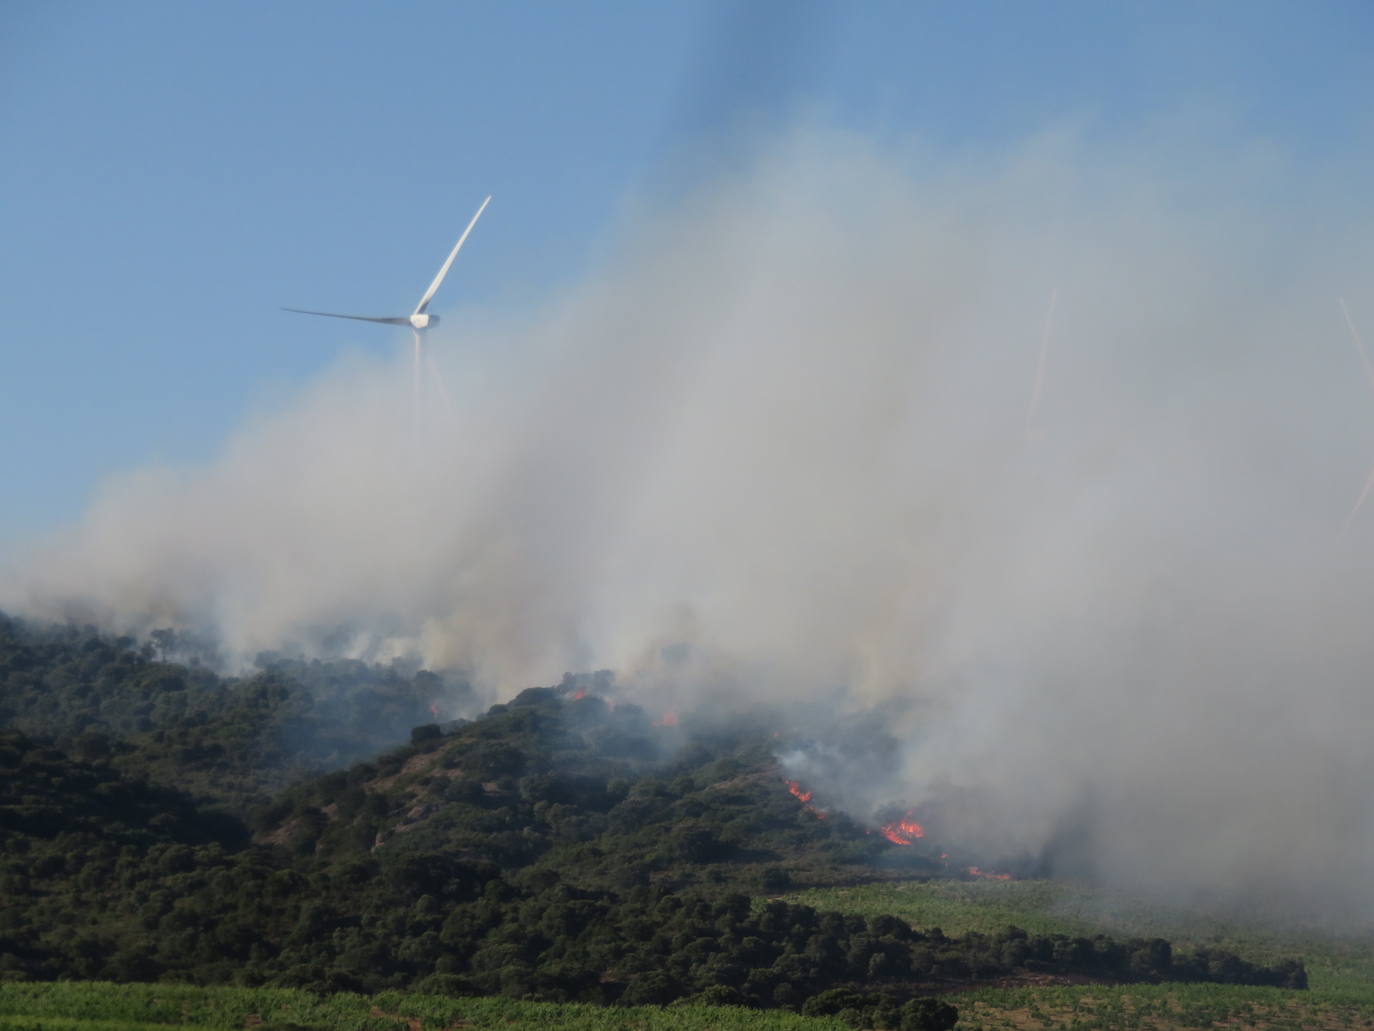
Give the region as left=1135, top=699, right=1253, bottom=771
left=1027, top=286, right=1058, bottom=429
left=1339, top=297, right=1374, bottom=398
left=1344, top=460, right=1374, bottom=532
left=414, top=195, right=491, bottom=316
left=283, top=307, right=411, bottom=326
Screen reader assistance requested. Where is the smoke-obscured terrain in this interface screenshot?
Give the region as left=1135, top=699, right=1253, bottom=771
left=7, top=126, right=1374, bottom=922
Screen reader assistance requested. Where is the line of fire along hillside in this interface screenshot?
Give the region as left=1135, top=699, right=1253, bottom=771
left=784, top=779, right=1012, bottom=880
left=553, top=683, right=1013, bottom=881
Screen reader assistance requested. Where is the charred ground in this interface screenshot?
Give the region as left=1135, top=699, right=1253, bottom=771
left=0, top=615, right=1306, bottom=1022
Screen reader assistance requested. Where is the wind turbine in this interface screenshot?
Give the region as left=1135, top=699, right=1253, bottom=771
left=284, top=195, right=491, bottom=433
left=1339, top=296, right=1374, bottom=531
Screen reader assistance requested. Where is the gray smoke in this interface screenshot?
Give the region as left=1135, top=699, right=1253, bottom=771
left=6, top=124, right=1374, bottom=920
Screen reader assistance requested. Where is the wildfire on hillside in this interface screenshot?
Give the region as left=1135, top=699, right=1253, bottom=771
left=776, top=777, right=1016, bottom=877
left=653, top=712, right=678, bottom=727
left=966, top=866, right=1012, bottom=880
left=879, top=811, right=925, bottom=846
left=776, top=773, right=1015, bottom=877
left=783, top=778, right=828, bottom=819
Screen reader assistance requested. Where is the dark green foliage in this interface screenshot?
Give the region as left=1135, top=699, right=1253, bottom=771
left=760, top=865, right=793, bottom=893
left=620, top=971, right=683, bottom=1006
left=801, top=988, right=870, bottom=1016
left=899, top=997, right=958, bottom=1031
left=0, top=614, right=1307, bottom=1017
left=0, top=613, right=468, bottom=811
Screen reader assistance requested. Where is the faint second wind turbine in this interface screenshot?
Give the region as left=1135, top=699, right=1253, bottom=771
left=284, top=196, right=492, bottom=435
left=1339, top=296, right=1374, bottom=531
left=1026, top=287, right=1058, bottom=429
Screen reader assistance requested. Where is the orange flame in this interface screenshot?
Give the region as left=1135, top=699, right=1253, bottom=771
left=879, top=810, right=925, bottom=846
left=786, top=780, right=814, bottom=803
left=428, top=702, right=440, bottom=719
left=571, top=689, right=586, bottom=701
left=967, top=866, right=1012, bottom=880
left=783, top=778, right=827, bottom=819
left=653, top=712, right=678, bottom=727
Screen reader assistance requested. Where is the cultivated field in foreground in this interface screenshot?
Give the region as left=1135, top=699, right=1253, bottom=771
left=0, top=982, right=846, bottom=1031
left=785, top=879, right=1374, bottom=1031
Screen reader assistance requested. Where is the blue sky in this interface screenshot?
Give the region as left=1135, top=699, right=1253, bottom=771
left=2, top=0, right=1372, bottom=545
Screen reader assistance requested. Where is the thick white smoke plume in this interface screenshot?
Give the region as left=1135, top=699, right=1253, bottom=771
left=7, top=126, right=1374, bottom=919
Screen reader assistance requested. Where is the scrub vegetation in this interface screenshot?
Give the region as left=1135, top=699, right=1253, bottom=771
left=788, top=881, right=1374, bottom=1030
left=2, top=615, right=1349, bottom=1030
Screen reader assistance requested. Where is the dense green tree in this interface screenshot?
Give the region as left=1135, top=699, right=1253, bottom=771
left=900, top=997, right=959, bottom=1031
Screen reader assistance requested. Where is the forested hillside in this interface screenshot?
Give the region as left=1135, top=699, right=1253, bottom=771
left=0, top=615, right=1307, bottom=1026
left=0, top=614, right=463, bottom=809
